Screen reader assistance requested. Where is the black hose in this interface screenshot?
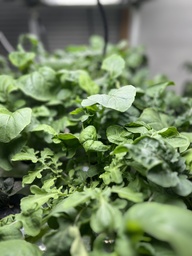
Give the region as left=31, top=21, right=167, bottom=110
left=97, top=0, right=109, bottom=58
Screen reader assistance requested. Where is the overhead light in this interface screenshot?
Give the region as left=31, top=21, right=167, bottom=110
left=41, top=0, right=123, bottom=6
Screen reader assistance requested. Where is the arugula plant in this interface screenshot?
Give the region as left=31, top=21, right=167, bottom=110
left=0, top=34, right=192, bottom=256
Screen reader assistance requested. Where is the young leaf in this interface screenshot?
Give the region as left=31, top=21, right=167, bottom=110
left=0, top=107, right=32, bottom=143
left=81, top=85, right=136, bottom=112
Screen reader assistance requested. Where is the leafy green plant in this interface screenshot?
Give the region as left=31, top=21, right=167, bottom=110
left=0, top=34, right=192, bottom=256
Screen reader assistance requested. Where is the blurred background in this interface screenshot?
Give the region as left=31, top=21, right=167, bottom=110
left=0, top=0, right=192, bottom=94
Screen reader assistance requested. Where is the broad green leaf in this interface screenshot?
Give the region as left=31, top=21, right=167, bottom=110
left=32, top=124, right=57, bottom=136
left=83, top=140, right=109, bottom=152
left=158, top=126, right=178, bottom=137
left=0, top=240, right=42, bottom=256
left=147, top=168, right=179, bottom=188
left=106, top=125, right=131, bottom=144
left=112, top=186, right=144, bottom=203
left=90, top=199, right=121, bottom=233
left=79, top=125, right=97, bottom=143
left=172, top=175, right=192, bottom=196
left=101, top=54, right=125, bottom=78
left=9, top=51, right=35, bottom=70
left=69, top=226, right=88, bottom=256
left=128, top=137, right=185, bottom=187
left=57, top=133, right=80, bottom=145
left=0, top=221, right=23, bottom=241
left=79, top=71, right=99, bottom=95
left=0, top=75, right=17, bottom=102
left=125, top=121, right=149, bottom=134
left=82, top=85, right=136, bottom=112
left=0, top=107, right=32, bottom=143
left=18, top=67, right=57, bottom=101
left=16, top=208, right=42, bottom=236
left=182, top=148, right=192, bottom=173
left=164, top=135, right=190, bottom=153
left=139, top=108, right=169, bottom=130
left=146, top=81, right=174, bottom=97
left=125, top=202, right=192, bottom=256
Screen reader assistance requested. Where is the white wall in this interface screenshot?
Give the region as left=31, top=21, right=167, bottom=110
left=138, top=0, right=192, bottom=94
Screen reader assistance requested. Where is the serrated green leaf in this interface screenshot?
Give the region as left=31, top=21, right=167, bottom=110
left=11, top=147, right=38, bottom=163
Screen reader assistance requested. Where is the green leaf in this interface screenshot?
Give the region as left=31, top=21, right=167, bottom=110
left=79, top=71, right=99, bottom=95
left=0, top=240, right=42, bottom=256
left=9, top=51, right=35, bottom=70
left=172, top=175, right=192, bottom=196
left=90, top=199, right=121, bottom=233
left=101, top=54, right=125, bottom=78
left=82, top=85, right=136, bottom=112
left=83, top=140, right=109, bottom=152
left=139, top=108, right=169, bottom=130
left=0, top=75, right=17, bottom=102
left=106, top=125, right=131, bottom=144
left=146, top=81, right=174, bottom=97
left=32, top=124, right=57, bottom=136
left=21, top=185, right=60, bottom=213
left=16, top=208, right=42, bottom=236
left=50, top=190, right=94, bottom=216
left=0, top=221, right=23, bottom=241
left=125, top=202, right=192, bottom=256
left=182, top=148, right=192, bottom=173
left=128, top=137, right=185, bottom=187
left=69, top=226, right=88, bottom=256
left=0, top=107, right=32, bottom=143
left=79, top=125, right=97, bottom=143
left=112, top=186, right=144, bottom=203
left=11, top=147, right=38, bottom=163
left=18, top=67, right=57, bottom=101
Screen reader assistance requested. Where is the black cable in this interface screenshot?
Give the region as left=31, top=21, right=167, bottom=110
left=97, top=0, right=109, bottom=58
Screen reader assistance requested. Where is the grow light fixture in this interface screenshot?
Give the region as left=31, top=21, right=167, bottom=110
left=41, top=0, right=122, bottom=6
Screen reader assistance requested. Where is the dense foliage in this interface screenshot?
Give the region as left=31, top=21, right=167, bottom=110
left=0, top=35, right=192, bottom=256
